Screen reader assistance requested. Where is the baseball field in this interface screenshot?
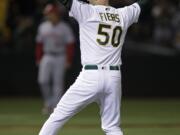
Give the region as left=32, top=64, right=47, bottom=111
left=0, top=98, right=180, bottom=135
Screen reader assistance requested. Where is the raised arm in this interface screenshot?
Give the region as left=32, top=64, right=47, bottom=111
left=57, top=0, right=73, bottom=10
left=57, top=0, right=93, bottom=23
left=137, top=0, right=148, bottom=8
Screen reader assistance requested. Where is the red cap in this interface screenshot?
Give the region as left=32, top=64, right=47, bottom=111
left=43, top=4, right=60, bottom=15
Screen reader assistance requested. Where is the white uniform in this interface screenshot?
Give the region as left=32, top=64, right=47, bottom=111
left=37, top=21, right=74, bottom=109
left=39, top=1, right=141, bottom=135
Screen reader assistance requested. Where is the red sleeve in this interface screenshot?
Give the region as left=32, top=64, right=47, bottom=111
left=66, top=42, right=75, bottom=64
left=35, top=42, right=43, bottom=65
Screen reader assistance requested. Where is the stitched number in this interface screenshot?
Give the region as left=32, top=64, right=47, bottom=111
left=97, top=24, right=111, bottom=46
left=97, top=24, right=122, bottom=47
left=112, top=26, right=122, bottom=47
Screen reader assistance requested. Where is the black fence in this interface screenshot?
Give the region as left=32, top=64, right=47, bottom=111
left=0, top=49, right=180, bottom=97
left=122, top=53, right=180, bottom=97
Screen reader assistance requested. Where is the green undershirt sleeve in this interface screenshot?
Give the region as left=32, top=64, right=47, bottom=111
left=57, top=0, right=73, bottom=10
left=137, top=0, right=148, bottom=8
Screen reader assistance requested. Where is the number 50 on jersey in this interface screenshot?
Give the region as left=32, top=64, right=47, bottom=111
left=97, top=24, right=122, bottom=47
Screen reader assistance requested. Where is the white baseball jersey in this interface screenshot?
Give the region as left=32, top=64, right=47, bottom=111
left=69, top=1, right=141, bottom=66
left=37, top=21, right=74, bottom=54
left=39, top=2, right=142, bottom=135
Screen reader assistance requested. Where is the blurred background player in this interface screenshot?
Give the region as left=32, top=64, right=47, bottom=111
left=35, top=3, right=75, bottom=114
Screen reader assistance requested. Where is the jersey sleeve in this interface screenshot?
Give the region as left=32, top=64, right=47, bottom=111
left=36, top=25, right=43, bottom=43
left=64, top=24, right=75, bottom=44
left=69, top=0, right=94, bottom=23
left=119, top=3, right=141, bottom=28
left=35, top=25, right=44, bottom=64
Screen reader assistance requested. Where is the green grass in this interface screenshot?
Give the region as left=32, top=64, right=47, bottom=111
left=0, top=98, right=180, bottom=135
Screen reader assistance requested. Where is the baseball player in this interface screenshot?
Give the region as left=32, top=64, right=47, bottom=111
left=36, top=4, right=75, bottom=114
left=39, top=0, right=146, bottom=134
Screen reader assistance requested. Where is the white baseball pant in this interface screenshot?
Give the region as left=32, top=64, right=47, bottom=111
left=39, top=66, right=123, bottom=135
left=38, top=55, right=65, bottom=108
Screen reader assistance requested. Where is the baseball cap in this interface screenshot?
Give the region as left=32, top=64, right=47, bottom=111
left=43, top=4, right=60, bottom=15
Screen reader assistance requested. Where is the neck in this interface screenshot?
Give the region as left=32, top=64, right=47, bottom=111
left=51, top=19, right=60, bottom=25
left=100, top=3, right=109, bottom=6
left=91, top=0, right=109, bottom=6
left=103, top=1, right=109, bottom=6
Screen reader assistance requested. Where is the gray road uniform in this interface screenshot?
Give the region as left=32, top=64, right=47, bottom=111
left=37, top=21, right=74, bottom=109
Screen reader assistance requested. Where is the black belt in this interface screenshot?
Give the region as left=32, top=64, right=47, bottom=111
left=46, top=52, right=64, bottom=56
left=84, top=65, right=120, bottom=70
